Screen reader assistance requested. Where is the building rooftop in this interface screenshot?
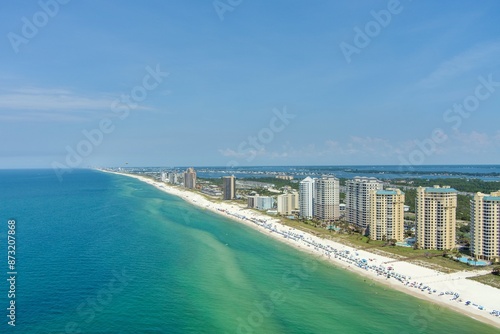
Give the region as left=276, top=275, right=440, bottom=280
left=484, top=196, right=500, bottom=201
left=425, top=187, right=457, bottom=193
left=300, top=176, right=315, bottom=183
left=351, top=176, right=381, bottom=183
left=376, top=190, right=403, bottom=195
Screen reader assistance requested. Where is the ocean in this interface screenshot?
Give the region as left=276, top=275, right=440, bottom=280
left=0, top=169, right=496, bottom=333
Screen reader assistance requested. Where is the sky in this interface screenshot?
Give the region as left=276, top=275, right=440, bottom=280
left=1, top=0, right=500, bottom=169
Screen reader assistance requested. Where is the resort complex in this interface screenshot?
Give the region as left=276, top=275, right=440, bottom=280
left=153, top=167, right=500, bottom=261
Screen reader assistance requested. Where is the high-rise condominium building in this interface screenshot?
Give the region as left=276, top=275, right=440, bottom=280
left=369, top=189, right=405, bottom=242
left=184, top=167, right=197, bottom=189
left=299, top=177, right=315, bottom=219
left=277, top=192, right=299, bottom=216
left=346, top=177, right=383, bottom=228
left=471, top=191, right=500, bottom=262
left=222, top=175, right=236, bottom=200
left=314, top=176, right=340, bottom=221
left=416, top=186, right=457, bottom=250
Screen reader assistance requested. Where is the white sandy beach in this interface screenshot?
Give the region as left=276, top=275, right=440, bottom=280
left=102, top=170, right=500, bottom=329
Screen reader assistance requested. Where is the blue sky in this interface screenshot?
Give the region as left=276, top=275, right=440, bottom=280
left=1, top=0, right=500, bottom=168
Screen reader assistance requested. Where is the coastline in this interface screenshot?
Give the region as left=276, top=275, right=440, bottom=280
left=101, top=169, right=500, bottom=329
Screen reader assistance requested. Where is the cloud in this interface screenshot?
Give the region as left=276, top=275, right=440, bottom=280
left=0, top=86, right=156, bottom=121
left=323, top=136, right=403, bottom=157
left=0, top=88, right=112, bottom=111
left=219, top=136, right=405, bottom=162
left=0, top=111, right=89, bottom=122
left=218, top=129, right=500, bottom=165
left=418, top=41, right=500, bottom=88
left=449, top=130, right=496, bottom=153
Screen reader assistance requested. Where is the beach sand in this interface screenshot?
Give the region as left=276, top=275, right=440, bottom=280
left=102, top=170, right=500, bottom=329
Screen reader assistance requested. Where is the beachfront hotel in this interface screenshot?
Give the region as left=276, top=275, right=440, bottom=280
left=277, top=191, right=299, bottom=216
left=248, top=195, right=275, bottom=211
left=314, top=176, right=340, bottom=221
left=183, top=167, right=197, bottom=189
left=369, top=189, right=405, bottom=242
left=346, top=177, right=383, bottom=229
left=416, top=186, right=457, bottom=250
left=222, top=175, right=236, bottom=200
left=470, top=191, right=500, bottom=262
left=299, top=177, right=315, bottom=219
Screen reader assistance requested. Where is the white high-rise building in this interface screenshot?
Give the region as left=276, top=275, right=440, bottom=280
left=161, top=172, right=168, bottom=183
left=416, top=186, right=457, bottom=250
left=314, top=176, right=340, bottom=221
left=248, top=195, right=275, bottom=211
left=471, top=191, right=500, bottom=262
left=277, top=192, right=299, bottom=216
left=299, top=177, right=315, bottom=219
left=168, top=172, right=183, bottom=185
left=346, top=177, right=383, bottom=228
left=369, top=189, right=405, bottom=242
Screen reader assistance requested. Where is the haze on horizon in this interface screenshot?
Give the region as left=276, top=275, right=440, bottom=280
left=1, top=0, right=500, bottom=169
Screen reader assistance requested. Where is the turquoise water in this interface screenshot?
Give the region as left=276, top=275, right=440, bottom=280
left=0, top=169, right=497, bottom=333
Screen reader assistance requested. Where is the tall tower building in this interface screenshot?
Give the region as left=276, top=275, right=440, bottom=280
left=346, top=177, right=383, bottom=228
left=314, top=176, right=340, bottom=221
left=416, top=186, right=457, bottom=250
left=277, top=192, right=299, bottom=216
left=471, top=191, right=500, bottom=262
left=222, top=175, right=236, bottom=200
left=369, top=189, right=405, bottom=242
left=299, top=177, right=315, bottom=219
left=183, top=167, right=197, bottom=189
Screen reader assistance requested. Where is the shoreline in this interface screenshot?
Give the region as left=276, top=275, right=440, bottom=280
left=101, top=169, right=500, bottom=329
